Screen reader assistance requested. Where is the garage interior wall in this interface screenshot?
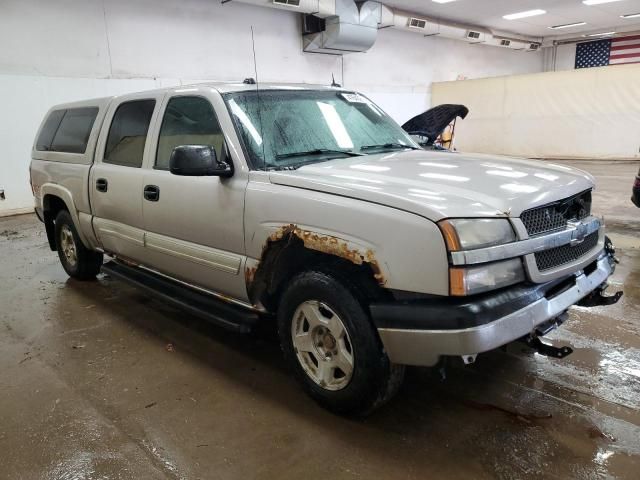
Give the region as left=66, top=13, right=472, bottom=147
left=0, top=0, right=543, bottom=216
left=432, top=63, right=640, bottom=160
left=553, top=44, right=579, bottom=71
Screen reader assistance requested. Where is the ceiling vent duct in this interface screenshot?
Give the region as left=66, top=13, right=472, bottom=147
left=485, top=35, right=530, bottom=50
left=234, top=0, right=335, bottom=18
left=273, top=0, right=301, bottom=6
left=465, top=30, right=486, bottom=43
left=303, top=0, right=380, bottom=54
left=408, top=17, right=427, bottom=30
left=376, top=6, right=439, bottom=36
left=231, top=0, right=542, bottom=52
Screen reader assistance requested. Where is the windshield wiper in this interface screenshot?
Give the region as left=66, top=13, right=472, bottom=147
left=275, top=148, right=364, bottom=160
left=360, top=143, right=420, bottom=152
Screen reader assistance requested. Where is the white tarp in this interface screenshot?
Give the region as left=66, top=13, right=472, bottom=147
left=432, top=64, right=640, bottom=160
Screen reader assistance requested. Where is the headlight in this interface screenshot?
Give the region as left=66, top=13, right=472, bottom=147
left=450, top=258, right=525, bottom=296
left=439, top=219, right=522, bottom=295
left=439, top=219, right=516, bottom=251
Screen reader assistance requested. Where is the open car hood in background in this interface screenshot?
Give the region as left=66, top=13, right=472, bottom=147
left=401, top=104, right=469, bottom=146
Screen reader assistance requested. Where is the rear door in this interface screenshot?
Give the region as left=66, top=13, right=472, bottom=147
left=139, top=90, right=248, bottom=299
left=90, top=93, right=163, bottom=261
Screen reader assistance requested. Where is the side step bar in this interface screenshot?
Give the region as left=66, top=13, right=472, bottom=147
left=101, top=261, right=260, bottom=333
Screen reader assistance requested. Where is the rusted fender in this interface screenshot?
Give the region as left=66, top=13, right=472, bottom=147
left=245, top=224, right=386, bottom=292
left=272, top=224, right=384, bottom=284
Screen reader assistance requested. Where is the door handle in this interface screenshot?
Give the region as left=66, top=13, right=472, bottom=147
left=96, top=178, right=108, bottom=192
left=143, top=185, right=160, bottom=202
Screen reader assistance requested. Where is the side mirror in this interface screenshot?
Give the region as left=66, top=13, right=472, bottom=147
left=169, top=145, right=233, bottom=177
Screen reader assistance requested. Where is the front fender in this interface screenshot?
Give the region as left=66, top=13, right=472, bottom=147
left=244, top=177, right=450, bottom=296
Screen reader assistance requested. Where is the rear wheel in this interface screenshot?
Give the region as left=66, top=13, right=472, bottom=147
left=54, top=210, right=103, bottom=280
left=278, top=270, right=404, bottom=416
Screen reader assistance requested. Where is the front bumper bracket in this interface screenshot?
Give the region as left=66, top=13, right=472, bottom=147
left=520, top=335, right=573, bottom=359
left=376, top=252, right=615, bottom=367
left=577, top=285, right=623, bottom=307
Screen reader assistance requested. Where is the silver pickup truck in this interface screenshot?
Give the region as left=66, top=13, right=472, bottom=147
left=30, top=82, right=621, bottom=415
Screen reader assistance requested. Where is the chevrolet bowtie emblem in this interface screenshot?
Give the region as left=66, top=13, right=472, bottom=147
left=568, top=220, right=588, bottom=246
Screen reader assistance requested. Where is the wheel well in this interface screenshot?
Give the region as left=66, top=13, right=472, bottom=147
left=247, top=229, right=390, bottom=312
left=42, top=195, right=69, bottom=250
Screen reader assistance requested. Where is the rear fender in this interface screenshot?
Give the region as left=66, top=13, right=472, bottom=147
left=40, top=183, right=93, bottom=249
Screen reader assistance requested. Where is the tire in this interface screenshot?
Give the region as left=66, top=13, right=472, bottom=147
left=278, top=270, right=405, bottom=416
left=54, top=210, right=103, bottom=280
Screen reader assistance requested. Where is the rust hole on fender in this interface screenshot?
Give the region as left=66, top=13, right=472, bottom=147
left=245, top=224, right=386, bottom=308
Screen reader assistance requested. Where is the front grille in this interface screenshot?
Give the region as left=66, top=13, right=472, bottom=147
left=521, top=190, right=592, bottom=236
left=535, top=231, right=599, bottom=271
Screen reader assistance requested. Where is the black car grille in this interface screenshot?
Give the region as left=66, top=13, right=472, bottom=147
left=535, top=231, right=599, bottom=271
left=521, top=190, right=592, bottom=236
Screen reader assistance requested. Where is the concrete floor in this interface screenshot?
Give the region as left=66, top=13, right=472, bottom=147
left=1, top=160, right=639, bottom=480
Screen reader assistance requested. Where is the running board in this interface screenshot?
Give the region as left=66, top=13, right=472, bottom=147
left=101, top=261, right=259, bottom=333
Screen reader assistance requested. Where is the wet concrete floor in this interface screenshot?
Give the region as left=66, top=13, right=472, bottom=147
left=1, top=160, right=639, bottom=479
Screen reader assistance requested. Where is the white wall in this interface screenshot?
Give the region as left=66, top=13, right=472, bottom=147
left=0, top=0, right=543, bottom=215
left=553, top=44, right=577, bottom=71
left=345, top=28, right=544, bottom=123
left=432, top=64, right=640, bottom=160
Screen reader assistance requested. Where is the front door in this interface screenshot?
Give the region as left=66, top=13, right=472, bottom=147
left=90, top=95, right=161, bottom=262
left=140, top=93, right=248, bottom=300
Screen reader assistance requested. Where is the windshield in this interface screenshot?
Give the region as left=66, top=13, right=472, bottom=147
left=224, top=89, right=420, bottom=170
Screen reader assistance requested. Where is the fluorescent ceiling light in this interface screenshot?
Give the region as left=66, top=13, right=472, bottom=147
left=583, top=0, right=624, bottom=5
left=432, top=0, right=456, bottom=3
left=549, top=22, right=587, bottom=29
left=621, top=13, right=640, bottom=18
left=584, top=31, right=616, bottom=37
left=503, top=9, right=546, bottom=20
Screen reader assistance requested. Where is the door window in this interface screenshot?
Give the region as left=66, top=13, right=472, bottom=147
left=104, top=100, right=156, bottom=168
left=155, top=96, right=223, bottom=170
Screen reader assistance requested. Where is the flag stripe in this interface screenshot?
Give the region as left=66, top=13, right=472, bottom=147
left=610, top=42, right=640, bottom=51
left=610, top=56, right=640, bottom=64
left=611, top=34, right=640, bottom=43
left=610, top=47, right=640, bottom=56
left=610, top=60, right=640, bottom=65
left=609, top=51, right=640, bottom=60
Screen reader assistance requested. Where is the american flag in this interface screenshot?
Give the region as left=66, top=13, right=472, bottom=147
left=575, top=34, right=640, bottom=69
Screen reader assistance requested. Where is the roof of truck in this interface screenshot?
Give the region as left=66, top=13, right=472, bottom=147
left=53, top=82, right=347, bottom=109
left=205, top=81, right=346, bottom=93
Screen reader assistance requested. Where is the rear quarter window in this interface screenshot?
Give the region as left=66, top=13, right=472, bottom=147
left=36, top=110, right=66, bottom=151
left=36, top=107, right=99, bottom=154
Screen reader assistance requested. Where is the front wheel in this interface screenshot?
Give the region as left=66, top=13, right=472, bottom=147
left=278, top=270, right=404, bottom=416
left=54, top=210, right=103, bottom=280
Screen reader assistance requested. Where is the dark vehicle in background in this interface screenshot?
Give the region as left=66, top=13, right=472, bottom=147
left=402, top=104, right=468, bottom=150
left=633, top=167, right=640, bottom=207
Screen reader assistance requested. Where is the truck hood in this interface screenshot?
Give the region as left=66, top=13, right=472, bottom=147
left=268, top=150, right=595, bottom=221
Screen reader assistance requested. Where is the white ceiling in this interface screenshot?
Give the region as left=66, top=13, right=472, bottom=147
left=381, top=0, right=640, bottom=40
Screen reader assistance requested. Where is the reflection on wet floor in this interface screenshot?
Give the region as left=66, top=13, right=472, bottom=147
left=1, top=214, right=639, bottom=479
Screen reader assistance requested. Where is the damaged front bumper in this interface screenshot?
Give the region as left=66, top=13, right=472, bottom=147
left=372, top=251, right=620, bottom=367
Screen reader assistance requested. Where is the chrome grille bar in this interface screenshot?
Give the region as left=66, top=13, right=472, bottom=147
left=449, top=216, right=601, bottom=266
